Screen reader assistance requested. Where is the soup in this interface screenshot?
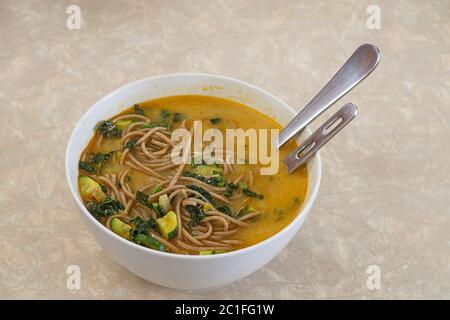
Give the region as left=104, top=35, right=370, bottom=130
left=78, top=95, right=307, bottom=254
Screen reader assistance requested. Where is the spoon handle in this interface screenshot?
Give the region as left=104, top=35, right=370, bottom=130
left=276, top=44, right=380, bottom=148
left=284, top=103, right=358, bottom=173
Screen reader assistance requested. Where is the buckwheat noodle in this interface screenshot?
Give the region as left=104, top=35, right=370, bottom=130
left=82, top=114, right=262, bottom=254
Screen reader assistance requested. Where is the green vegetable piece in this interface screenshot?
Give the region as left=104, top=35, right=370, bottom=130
left=172, top=113, right=184, bottom=122
left=125, top=139, right=137, bottom=150
left=203, top=202, right=214, bottom=212
left=79, top=161, right=96, bottom=174
left=184, top=171, right=225, bottom=187
left=187, top=185, right=215, bottom=205
left=238, top=205, right=255, bottom=216
left=116, top=120, right=132, bottom=130
left=79, top=152, right=112, bottom=174
left=206, top=174, right=225, bottom=187
left=156, top=211, right=178, bottom=240
left=97, top=120, right=121, bottom=138
left=152, top=203, right=166, bottom=217
left=133, top=233, right=164, bottom=251
left=79, top=176, right=106, bottom=202
left=186, top=205, right=205, bottom=227
left=160, top=109, right=170, bottom=120
left=92, top=152, right=112, bottom=166
left=199, top=250, right=226, bottom=255
left=134, top=104, right=145, bottom=115
left=239, top=182, right=248, bottom=189
left=136, top=191, right=150, bottom=207
left=194, top=165, right=222, bottom=177
left=210, top=118, right=221, bottom=125
left=224, top=183, right=238, bottom=198
left=190, top=157, right=201, bottom=168
left=86, top=198, right=124, bottom=217
left=151, top=184, right=162, bottom=194
left=129, top=216, right=157, bottom=237
left=183, top=171, right=205, bottom=182
left=141, top=123, right=154, bottom=129
left=141, top=121, right=169, bottom=129
left=111, top=218, right=132, bottom=239
left=242, top=188, right=264, bottom=199
left=217, top=205, right=232, bottom=216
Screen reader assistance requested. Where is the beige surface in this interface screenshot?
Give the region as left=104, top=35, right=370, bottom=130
left=1, top=0, right=449, bottom=299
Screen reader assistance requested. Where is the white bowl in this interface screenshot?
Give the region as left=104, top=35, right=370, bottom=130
left=65, top=73, right=322, bottom=290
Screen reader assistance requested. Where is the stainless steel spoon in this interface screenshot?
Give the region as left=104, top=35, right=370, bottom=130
left=285, top=102, right=358, bottom=173
left=276, top=43, right=380, bottom=149
left=278, top=44, right=380, bottom=171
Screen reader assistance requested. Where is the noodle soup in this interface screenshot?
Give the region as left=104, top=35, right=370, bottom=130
left=78, top=95, right=307, bottom=255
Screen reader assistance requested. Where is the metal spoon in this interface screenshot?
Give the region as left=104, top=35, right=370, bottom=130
left=285, top=102, right=357, bottom=173
left=276, top=43, right=380, bottom=149
left=278, top=44, right=380, bottom=172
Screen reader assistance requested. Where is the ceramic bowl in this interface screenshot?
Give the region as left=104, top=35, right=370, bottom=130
left=65, top=73, right=321, bottom=290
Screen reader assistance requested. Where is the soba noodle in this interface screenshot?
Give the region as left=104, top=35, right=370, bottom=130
left=78, top=96, right=308, bottom=255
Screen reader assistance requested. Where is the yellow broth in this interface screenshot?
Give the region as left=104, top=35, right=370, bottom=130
left=81, top=95, right=308, bottom=251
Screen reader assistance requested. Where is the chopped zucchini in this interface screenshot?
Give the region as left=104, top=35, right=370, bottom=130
left=199, top=250, right=227, bottom=255
left=194, top=165, right=222, bottom=177
left=115, top=120, right=132, bottom=130
left=239, top=182, right=248, bottom=189
left=203, top=202, right=214, bottom=212
left=134, top=233, right=165, bottom=251
left=158, top=194, right=171, bottom=212
left=237, top=205, right=255, bottom=216
left=156, top=211, right=177, bottom=240
left=111, top=218, right=132, bottom=239
left=79, top=176, right=106, bottom=202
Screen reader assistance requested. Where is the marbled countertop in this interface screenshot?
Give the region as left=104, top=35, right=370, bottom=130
left=1, top=0, right=449, bottom=299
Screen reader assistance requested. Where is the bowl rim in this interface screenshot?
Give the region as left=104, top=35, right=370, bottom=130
left=65, top=72, right=322, bottom=260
